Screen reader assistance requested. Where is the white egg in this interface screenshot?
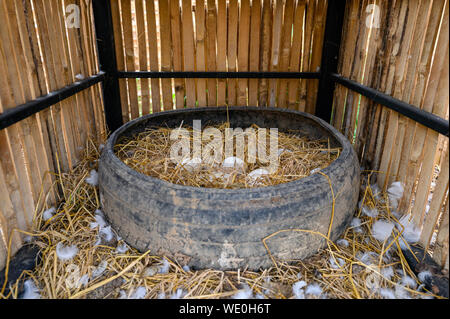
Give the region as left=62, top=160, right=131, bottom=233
left=248, top=168, right=269, bottom=180
left=180, top=157, right=202, bottom=172
left=222, top=157, right=245, bottom=170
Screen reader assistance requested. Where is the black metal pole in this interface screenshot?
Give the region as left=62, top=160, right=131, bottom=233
left=330, top=73, right=449, bottom=137
left=117, top=71, right=321, bottom=79
left=315, top=0, right=347, bottom=122
left=0, top=72, right=106, bottom=130
left=92, top=0, right=123, bottom=133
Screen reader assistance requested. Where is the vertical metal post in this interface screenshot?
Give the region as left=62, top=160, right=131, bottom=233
left=315, top=0, right=347, bottom=123
left=92, top=0, right=123, bottom=132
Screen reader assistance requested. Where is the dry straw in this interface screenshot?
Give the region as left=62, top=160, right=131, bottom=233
left=0, top=137, right=442, bottom=299
left=114, top=123, right=341, bottom=189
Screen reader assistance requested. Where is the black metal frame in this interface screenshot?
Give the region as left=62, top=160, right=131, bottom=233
left=92, top=0, right=123, bottom=131
left=0, top=0, right=448, bottom=138
left=331, top=73, right=449, bottom=136
left=117, top=71, right=321, bottom=79
left=0, top=72, right=105, bottom=130
left=315, top=0, right=347, bottom=122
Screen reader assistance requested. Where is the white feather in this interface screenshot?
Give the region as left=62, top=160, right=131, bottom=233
left=329, top=257, right=345, bottom=269
left=129, top=286, right=147, bottom=299
left=95, top=209, right=105, bottom=218
left=401, top=275, right=417, bottom=289
left=336, top=239, right=349, bottom=248
left=309, top=168, right=321, bottom=175
left=351, top=218, right=363, bottom=233
left=93, top=236, right=101, bottom=246
left=362, top=206, right=378, bottom=218
left=394, top=284, right=411, bottom=299
left=85, top=169, right=98, bottom=186
left=418, top=270, right=432, bottom=283
left=119, top=290, right=127, bottom=299
left=379, top=288, right=396, bottom=299
left=116, top=242, right=129, bottom=254
left=77, top=274, right=89, bottom=288
left=182, top=265, right=190, bottom=272
left=292, top=281, right=307, bottom=299
left=380, top=266, right=394, bottom=280
left=144, top=266, right=159, bottom=277
left=387, top=181, right=404, bottom=209
left=159, top=258, right=170, bottom=274
left=99, top=225, right=115, bottom=242
left=357, top=251, right=378, bottom=265
left=383, top=250, right=393, bottom=263
left=397, top=215, right=421, bottom=244
left=170, top=288, right=186, bottom=299
left=75, top=73, right=85, bottom=80
left=370, top=183, right=381, bottom=199
left=351, top=217, right=361, bottom=228
left=391, top=210, right=401, bottom=219
left=90, top=211, right=107, bottom=229
left=387, top=181, right=404, bottom=198
left=158, top=292, right=166, bottom=299
left=92, top=260, right=108, bottom=278
left=21, top=279, right=41, bottom=299
left=372, top=220, right=395, bottom=242
left=56, top=242, right=78, bottom=261
left=305, top=283, right=322, bottom=296
left=232, top=284, right=253, bottom=299
left=43, top=207, right=56, bottom=221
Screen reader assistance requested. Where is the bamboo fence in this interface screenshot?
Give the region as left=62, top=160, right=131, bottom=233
left=332, top=0, right=449, bottom=270
left=0, top=0, right=105, bottom=270
left=111, top=0, right=328, bottom=119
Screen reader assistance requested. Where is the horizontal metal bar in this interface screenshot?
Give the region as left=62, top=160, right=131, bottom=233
left=0, top=72, right=106, bottom=131
left=117, top=71, right=321, bottom=79
left=330, top=73, right=449, bottom=137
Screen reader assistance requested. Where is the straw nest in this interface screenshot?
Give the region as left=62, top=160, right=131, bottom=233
left=114, top=123, right=341, bottom=188
left=0, top=138, right=442, bottom=299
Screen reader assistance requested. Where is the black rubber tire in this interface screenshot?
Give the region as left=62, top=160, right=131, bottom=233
left=99, top=106, right=360, bottom=270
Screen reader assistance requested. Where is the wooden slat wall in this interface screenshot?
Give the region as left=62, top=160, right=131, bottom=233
left=0, top=1, right=105, bottom=269
left=111, top=0, right=328, bottom=118
left=332, top=0, right=449, bottom=269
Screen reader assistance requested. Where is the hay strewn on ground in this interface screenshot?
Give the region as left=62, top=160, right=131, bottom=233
left=0, top=138, right=443, bottom=299
left=115, top=124, right=341, bottom=188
